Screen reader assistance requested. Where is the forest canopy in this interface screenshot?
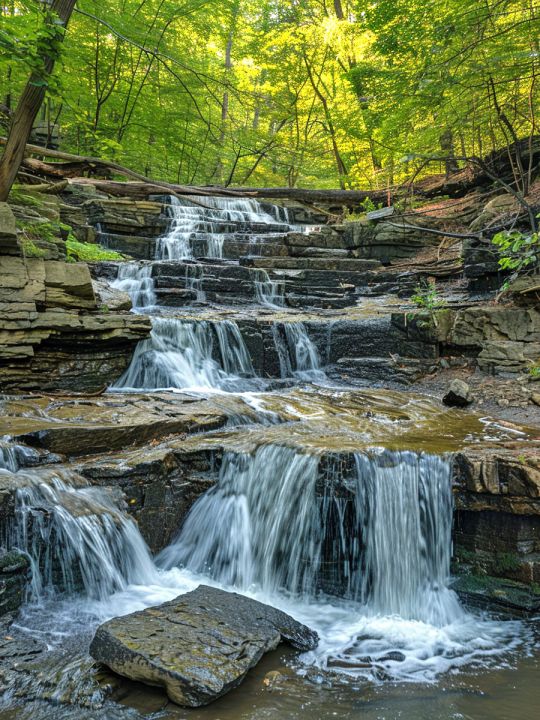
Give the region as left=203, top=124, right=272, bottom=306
left=0, top=0, right=538, bottom=190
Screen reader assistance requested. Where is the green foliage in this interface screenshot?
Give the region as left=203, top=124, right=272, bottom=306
left=492, top=224, right=540, bottom=277
left=411, top=280, right=445, bottom=312
left=493, top=552, right=520, bottom=574
left=20, top=237, right=47, bottom=258
left=2, top=1, right=539, bottom=189
left=66, top=238, right=126, bottom=263
left=528, top=363, right=540, bottom=379
left=8, top=186, right=44, bottom=208
left=17, top=219, right=60, bottom=244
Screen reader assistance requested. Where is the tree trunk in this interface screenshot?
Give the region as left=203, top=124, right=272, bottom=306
left=0, top=0, right=77, bottom=201
left=439, top=129, right=459, bottom=178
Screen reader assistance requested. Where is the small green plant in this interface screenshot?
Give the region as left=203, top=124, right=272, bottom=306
left=411, top=279, right=446, bottom=311
left=66, top=238, right=126, bottom=263
left=359, top=197, right=379, bottom=214
left=21, top=238, right=47, bottom=258
left=409, top=280, right=446, bottom=328
left=492, top=220, right=540, bottom=281
left=528, top=363, right=540, bottom=379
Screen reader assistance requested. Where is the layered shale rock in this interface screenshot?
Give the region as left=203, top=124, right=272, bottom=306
left=440, top=305, right=540, bottom=375
left=0, top=203, right=150, bottom=391
left=453, top=449, right=540, bottom=584
left=90, top=585, right=317, bottom=707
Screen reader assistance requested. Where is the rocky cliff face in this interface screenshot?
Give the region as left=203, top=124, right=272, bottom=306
left=0, top=201, right=150, bottom=391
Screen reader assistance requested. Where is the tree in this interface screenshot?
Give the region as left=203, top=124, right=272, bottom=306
left=0, top=0, right=77, bottom=201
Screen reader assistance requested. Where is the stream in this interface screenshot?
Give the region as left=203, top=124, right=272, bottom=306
left=1, top=196, right=538, bottom=719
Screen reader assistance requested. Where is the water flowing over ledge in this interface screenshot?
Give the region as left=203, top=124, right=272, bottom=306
left=6, top=447, right=528, bottom=685
left=157, top=195, right=301, bottom=261
left=110, top=316, right=325, bottom=393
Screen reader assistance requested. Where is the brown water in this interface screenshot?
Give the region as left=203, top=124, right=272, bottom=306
left=112, top=638, right=540, bottom=720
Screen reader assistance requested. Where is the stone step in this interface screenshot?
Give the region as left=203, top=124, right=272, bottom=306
left=240, top=256, right=381, bottom=271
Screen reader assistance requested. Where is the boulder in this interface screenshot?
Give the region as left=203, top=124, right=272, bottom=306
left=92, top=278, right=132, bottom=311
left=443, top=379, right=473, bottom=407
left=90, top=584, right=318, bottom=707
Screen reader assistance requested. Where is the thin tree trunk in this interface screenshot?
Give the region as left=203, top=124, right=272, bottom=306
left=0, top=0, right=77, bottom=201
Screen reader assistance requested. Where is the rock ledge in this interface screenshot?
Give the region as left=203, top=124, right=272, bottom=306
left=90, top=584, right=317, bottom=706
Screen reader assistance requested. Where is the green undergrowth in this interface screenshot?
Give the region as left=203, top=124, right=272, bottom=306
left=8, top=185, right=45, bottom=209
left=66, top=238, right=127, bottom=263
left=20, top=238, right=47, bottom=258
left=18, top=219, right=61, bottom=244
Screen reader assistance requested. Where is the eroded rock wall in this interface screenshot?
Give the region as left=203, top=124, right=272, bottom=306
left=0, top=202, right=150, bottom=391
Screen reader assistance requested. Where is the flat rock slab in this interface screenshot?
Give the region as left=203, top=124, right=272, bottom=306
left=90, top=584, right=317, bottom=707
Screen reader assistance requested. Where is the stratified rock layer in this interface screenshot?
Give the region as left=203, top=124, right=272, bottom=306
left=90, top=585, right=318, bottom=707
left=0, top=202, right=150, bottom=391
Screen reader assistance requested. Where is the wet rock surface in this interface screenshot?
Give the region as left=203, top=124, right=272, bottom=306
left=90, top=585, right=318, bottom=707
left=0, top=550, right=30, bottom=616
left=443, top=379, right=473, bottom=407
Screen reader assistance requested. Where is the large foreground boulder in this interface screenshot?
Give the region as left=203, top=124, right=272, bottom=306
left=90, top=585, right=318, bottom=707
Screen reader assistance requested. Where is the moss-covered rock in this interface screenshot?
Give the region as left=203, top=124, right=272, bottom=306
left=90, top=585, right=318, bottom=707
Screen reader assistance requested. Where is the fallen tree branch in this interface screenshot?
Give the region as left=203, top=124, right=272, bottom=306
left=3, top=138, right=404, bottom=204
left=1, top=136, right=248, bottom=198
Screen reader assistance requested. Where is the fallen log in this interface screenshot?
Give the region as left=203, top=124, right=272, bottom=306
left=3, top=137, right=396, bottom=204
left=70, top=178, right=393, bottom=205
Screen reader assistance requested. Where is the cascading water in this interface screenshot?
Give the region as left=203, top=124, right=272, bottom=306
left=11, top=471, right=157, bottom=602
left=3, top=444, right=526, bottom=693
left=0, top=443, right=19, bottom=472
left=156, top=195, right=300, bottom=261
left=158, top=446, right=456, bottom=614
left=157, top=444, right=525, bottom=681
left=158, top=446, right=321, bottom=593
left=0, top=439, right=38, bottom=472
left=253, top=268, right=285, bottom=307
left=184, top=263, right=206, bottom=302
left=111, top=262, right=156, bottom=310
left=272, top=322, right=325, bottom=381
left=110, top=316, right=259, bottom=392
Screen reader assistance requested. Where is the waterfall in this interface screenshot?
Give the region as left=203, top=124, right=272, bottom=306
left=11, top=470, right=157, bottom=602
left=155, top=195, right=299, bottom=261
left=253, top=268, right=285, bottom=307
left=184, top=263, right=206, bottom=302
left=351, top=452, right=459, bottom=624
left=110, top=316, right=258, bottom=392
left=272, top=322, right=325, bottom=380
left=0, top=443, right=19, bottom=472
left=111, top=262, right=156, bottom=310
left=158, top=447, right=321, bottom=593
left=0, top=439, right=38, bottom=472
left=157, top=446, right=460, bottom=625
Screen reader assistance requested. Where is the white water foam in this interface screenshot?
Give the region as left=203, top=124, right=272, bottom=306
left=110, top=262, right=156, bottom=311
left=272, top=322, right=326, bottom=381
left=110, top=316, right=261, bottom=393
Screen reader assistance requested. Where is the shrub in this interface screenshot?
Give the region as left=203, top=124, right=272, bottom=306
left=66, top=238, right=126, bottom=262
left=492, top=221, right=540, bottom=281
